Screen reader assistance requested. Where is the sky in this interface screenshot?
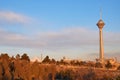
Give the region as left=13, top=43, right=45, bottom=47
left=0, top=0, right=120, bottom=61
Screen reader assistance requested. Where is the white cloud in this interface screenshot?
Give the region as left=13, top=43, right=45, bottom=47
left=0, top=11, right=32, bottom=25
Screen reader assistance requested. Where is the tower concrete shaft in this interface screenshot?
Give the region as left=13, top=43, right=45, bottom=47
left=97, top=19, right=105, bottom=63
left=99, top=28, right=104, bottom=63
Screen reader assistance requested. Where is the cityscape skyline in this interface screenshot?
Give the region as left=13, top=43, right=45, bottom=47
left=0, top=0, right=120, bottom=61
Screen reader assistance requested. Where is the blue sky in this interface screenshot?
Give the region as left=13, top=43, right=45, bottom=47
left=0, top=0, right=120, bottom=61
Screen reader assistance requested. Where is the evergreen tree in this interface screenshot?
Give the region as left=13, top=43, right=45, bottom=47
left=42, top=56, right=50, bottom=63
left=21, top=53, right=30, bottom=61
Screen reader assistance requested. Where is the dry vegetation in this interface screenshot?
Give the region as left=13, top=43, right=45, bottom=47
left=0, top=53, right=120, bottom=80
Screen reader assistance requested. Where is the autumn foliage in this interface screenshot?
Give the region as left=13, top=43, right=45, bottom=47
left=0, top=53, right=120, bottom=80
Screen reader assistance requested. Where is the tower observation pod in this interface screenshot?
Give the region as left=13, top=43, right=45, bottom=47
left=97, top=19, right=105, bottom=63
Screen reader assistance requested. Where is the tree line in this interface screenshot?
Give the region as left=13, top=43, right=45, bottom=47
left=0, top=53, right=120, bottom=80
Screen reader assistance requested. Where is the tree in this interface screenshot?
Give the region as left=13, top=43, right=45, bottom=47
left=16, top=54, right=20, bottom=60
left=105, top=61, right=112, bottom=69
left=51, top=58, right=56, bottom=64
left=55, top=69, right=73, bottom=80
left=30, top=62, right=40, bottom=79
left=116, top=76, right=120, bottom=80
left=0, top=53, right=9, bottom=61
left=95, top=62, right=103, bottom=68
left=117, top=66, right=120, bottom=70
left=83, top=69, right=96, bottom=80
left=21, top=53, right=30, bottom=61
left=9, top=62, right=15, bottom=80
left=0, top=63, right=5, bottom=79
left=42, top=56, right=50, bottom=63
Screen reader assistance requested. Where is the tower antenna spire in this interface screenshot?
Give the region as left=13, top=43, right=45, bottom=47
left=100, top=8, right=102, bottom=19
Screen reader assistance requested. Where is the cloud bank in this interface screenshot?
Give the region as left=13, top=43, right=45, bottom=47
left=0, top=27, right=120, bottom=49
left=0, top=11, right=32, bottom=25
